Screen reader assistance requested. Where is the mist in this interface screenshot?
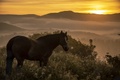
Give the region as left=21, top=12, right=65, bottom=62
left=0, top=17, right=120, bottom=58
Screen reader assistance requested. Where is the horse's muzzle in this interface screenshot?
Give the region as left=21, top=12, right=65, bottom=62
left=63, top=46, right=69, bottom=51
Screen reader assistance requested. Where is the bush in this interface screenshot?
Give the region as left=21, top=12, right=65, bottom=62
left=0, top=47, right=6, bottom=80
left=1, top=50, right=117, bottom=80
left=0, top=32, right=119, bottom=80
left=105, top=53, right=120, bottom=79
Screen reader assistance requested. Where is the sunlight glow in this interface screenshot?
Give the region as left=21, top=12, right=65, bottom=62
left=89, top=10, right=107, bottom=14
left=0, top=0, right=119, bottom=15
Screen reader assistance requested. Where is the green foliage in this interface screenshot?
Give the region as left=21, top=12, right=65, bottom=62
left=0, top=50, right=119, bottom=80
left=105, top=53, right=120, bottom=79
left=0, top=32, right=119, bottom=80
left=0, top=47, right=6, bottom=80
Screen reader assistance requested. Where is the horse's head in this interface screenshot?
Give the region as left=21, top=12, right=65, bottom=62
left=59, top=31, right=69, bottom=51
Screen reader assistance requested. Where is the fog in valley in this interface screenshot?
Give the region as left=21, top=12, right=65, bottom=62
left=0, top=16, right=120, bottom=59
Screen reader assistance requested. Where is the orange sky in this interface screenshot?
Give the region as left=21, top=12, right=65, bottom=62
left=0, top=0, right=120, bottom=15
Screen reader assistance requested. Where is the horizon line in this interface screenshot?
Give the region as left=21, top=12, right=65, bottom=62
left=0, top=10, right=120, bottom=16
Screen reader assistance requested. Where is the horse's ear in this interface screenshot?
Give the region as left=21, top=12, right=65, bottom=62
left=60, top=31, right=63, bottom=34
left=65, top=32, right=67, bottom=35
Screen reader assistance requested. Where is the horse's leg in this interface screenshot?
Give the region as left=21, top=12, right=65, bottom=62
left=43, top=58, right=48, bottom=66
left=39, top=61, right=42, bottom=67
left=6, top=51, right=14, bottom=75
left=16, top=59, right=24, bottom=68
left=42, top=51, right=52, bottom=66
left=39, top=58, right=48, bottom=67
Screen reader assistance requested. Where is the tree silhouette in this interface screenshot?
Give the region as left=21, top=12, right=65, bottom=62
left=105, top=53, right=120, bottom=79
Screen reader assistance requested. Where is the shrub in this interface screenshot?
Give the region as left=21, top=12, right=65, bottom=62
left=0, top=32, right=119, bottom=80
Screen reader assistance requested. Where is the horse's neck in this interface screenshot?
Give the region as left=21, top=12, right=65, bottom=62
left=49, top=38, right=59, bottom=50
left=37, top=35, right=60, bottom=50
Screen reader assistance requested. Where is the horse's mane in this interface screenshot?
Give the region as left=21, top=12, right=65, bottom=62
left=36, top=33, right=60, bottom=42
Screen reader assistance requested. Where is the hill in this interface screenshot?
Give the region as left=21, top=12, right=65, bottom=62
left=0, top=11, right=120, bottom=22
left=0, top=22, right=25, bottom=31
left=41, top=11, right=120, bottom=22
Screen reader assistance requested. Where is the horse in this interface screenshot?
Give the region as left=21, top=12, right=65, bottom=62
left=6, top=31, right=69, bottom=75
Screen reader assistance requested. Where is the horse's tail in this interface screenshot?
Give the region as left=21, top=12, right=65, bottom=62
left=6, top=37, right=15, bottom=75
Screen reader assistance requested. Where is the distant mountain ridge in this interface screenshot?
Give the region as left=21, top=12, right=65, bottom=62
left=41, top=11, right=120, bottom=22
left=0, top=22, right=24, bottom=31
left=0, top=11, right=120, bottom=22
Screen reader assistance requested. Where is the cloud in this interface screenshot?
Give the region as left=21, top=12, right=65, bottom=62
left=0, top=0, right=119, bottom=15
left=0, top=0, right=6, bottom=2
left=0, top=0, right=19, bottom=3
left=1, top=0, right=119, bottom=5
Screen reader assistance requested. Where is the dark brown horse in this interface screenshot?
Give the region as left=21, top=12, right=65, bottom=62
left=6, top=31, right=69, bottom=75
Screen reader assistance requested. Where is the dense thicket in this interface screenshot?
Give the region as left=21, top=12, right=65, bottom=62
left=0, top=31, right=120, bottom=80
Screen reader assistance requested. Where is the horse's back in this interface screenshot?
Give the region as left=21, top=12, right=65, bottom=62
left=7, top=36, right=31, bottom=58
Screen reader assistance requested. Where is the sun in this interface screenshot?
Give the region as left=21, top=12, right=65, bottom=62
left=88, top=4, right=108, bottom=14
left=89, top=10, right=106, bottom=14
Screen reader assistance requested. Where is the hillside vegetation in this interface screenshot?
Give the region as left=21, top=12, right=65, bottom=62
left=0, top=31, right=120, bottom=80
